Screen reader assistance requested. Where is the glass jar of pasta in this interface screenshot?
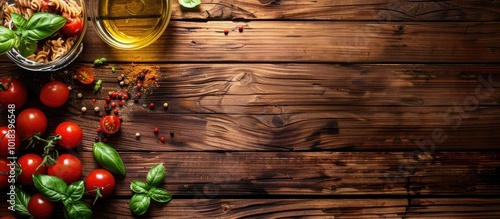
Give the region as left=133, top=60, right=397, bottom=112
left=1, top=0, right=87, bottom=71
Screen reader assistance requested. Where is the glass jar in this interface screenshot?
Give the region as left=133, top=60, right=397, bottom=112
left=89, top=0, right=172, bottom=50
left=1, top=0, right=87, bottom=71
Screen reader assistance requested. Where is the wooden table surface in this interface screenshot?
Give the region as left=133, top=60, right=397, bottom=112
left=2, top=0, right=500, bottom=218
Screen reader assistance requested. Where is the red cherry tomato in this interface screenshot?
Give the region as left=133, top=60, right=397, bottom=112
left=75, top=67, right=95, bottom=85
left=40, top=81, right=69, bottom=108
left=60, top=17, right=83, bottom=37
left=17, top=154, right=47, bottom=185
left=28, top=193, right=55, bottom=219
left=0, top=77, right=28, bottom=110
left=16, top=108, right=48, bottom=139
left=55, top=121, right=83, bottom=149
left=47, top=154, right=82, bottom=184
left=0, top=158, right=11, bottom=189
left=100, top=115, right=121, bottom=135
left=85, top=169, right=116, bottom=199
left=0, top=126, right=20, bottom=156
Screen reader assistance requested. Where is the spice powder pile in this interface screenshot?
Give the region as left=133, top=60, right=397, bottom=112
left=124, top=64, right=160, bottom=94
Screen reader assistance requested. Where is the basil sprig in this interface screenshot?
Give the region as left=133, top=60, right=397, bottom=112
left=93, top=142, right=126, bottom=176
left=178, top=0, right=201, bottom=9
left=33, top=174, right=92, bottom=219
left=0, top=12, right=66, bottom=57
left=130, top=164, right=172, bottom=215
left=14, top=187, right=32, bottom=217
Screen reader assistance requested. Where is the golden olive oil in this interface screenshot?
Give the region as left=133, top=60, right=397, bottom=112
left=97, top=0, right=170, bottom=49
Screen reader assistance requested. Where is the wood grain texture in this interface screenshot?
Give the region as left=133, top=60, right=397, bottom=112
left=74, top=151, right=500, bottom=196
left=69, top=21, right=500, bottom=63
left=167, top=0, right=500, bottom=21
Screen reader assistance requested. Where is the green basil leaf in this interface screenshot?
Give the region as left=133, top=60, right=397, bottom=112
left=131, top=180, right=149, bottom=194
left=147, top=163, right=165, bottom=187
left=11, top=13, right=28, bottom=30
left=67, top=181, right=85, bottom=201
left=33, top=174, right=68, bottom=202
left=65, top=200, right=92, bottom=219
left=178, top=0, right=201, bottom=9
left=130, top=193, right=151, bottom=215
left=93, top=142, right=126, bottom=176
left=149, top=187, right=172, bottom=203
left=14, top=187, right=32, bottom=217
left=18, top=38, right=37, bottom=57
left=0, top=26, right=17, bottom=55
left=25, top=12, right=66, bottom=41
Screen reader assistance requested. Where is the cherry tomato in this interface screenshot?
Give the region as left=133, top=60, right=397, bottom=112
left=40, top=81, right=69, bottom=108
left=17, top=154, right=47, bottom=185
left=0, top=158, right=11, bottom=189
left=0, top=126, right=20, bottom=156
left=55, top=121, right=83, bottom=149
left=16, top=108, right=48, bottom=139
left=75, top=67, right=95, bottom=85
left=85, top=169, right=116, bottom=199
left=100, top=115, right=121, bottom=135
left=0, top=77, right=28, bottom=110
left=28, top=193, right=55, bottom=219
left=60, top=17, right=83, bottom=37
left=47, top=154, right=82, bottom=184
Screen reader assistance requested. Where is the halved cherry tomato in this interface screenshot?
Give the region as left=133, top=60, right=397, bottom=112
left=40, top=81, right=69, bottom=108
left=17, top=154, right=47, bottom=185
left=60, top=17, right=83, bottom=37
left=28, top=193, right=55, bottom=219
left=55, top=121, right=83, bottom=149
left=85, top=169, right=116, bottom=199
left=47, top=154, right=82, bottom=184
left=100, top=116, right=121, bottom=135
left=0, top=126, right=21, bottom=156
left=16, top=108, right=48, bottom=139
left=75, top=67, right=95, bottom=85
left=0, top=77, right=28, bottom=109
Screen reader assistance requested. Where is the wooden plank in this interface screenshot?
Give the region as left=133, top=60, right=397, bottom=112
left=167, top=0, right=500, bottom=21
left=406, top=198, right=500, bottom=218
left=0, top=198, right=408, bottom=218
left=77, top=152, right=500, bottom=196
left=65, top=21, right=500, bottom=63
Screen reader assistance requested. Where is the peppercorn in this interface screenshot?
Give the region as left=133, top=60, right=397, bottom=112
left=118, top=100, right=124, bottom=107
left=224, top=29, right=229, bottom=35
left=110, top=102, right=117, bottom=108
left=113, top=109, right=119, bottom=115
left=154, top=128, right=159, bottom=134
left=159, top=137, right=165, bottom=143
left=136, top=92, right=142, bottom=98
left=134, top=96, right=140, bottom=103
left=170, top=131, right=174, bottom=137
left=238, top=25, right=244, bottom=32
left=149, top=102, right=155, bottom=109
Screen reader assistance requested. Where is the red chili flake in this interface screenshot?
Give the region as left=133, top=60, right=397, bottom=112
left=224, top=29, right=229, bottom=35
left=102, top=137, right=109, bottom=143
left=118, top=100, right=124, bottom=107
left=149, top=102, right=155, bottom=109
left=238, top=25, right=244, bottom=32
left=154, top=128, right=159, bottom=134
left=159, top=136, right=165, bottom=143
left=92, top=98, right=97, bottom=104
left=113, top=109, right=119, bottom=115
left=105, top=96, right=111, bottom=103
left=96, top=127, right=102, bottom=133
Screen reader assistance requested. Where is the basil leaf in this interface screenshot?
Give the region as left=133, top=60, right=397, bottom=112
left=18, top=38, right=37, bottom=57
left=149, top=187, right=172, bottom=203
left=11, top=13, right=28, bottom=30
left=14, top=187, right=32, bottom=217
left=65, top=200, right=92, bottom=219
left=0, top=26, right=17, bottom=55
left=93, top=142, right=126, bottom=176
left=131, top=180, right=149, bottom=194
left=25, top=12, right=66, bottom=41
left=67, top=181, right=85, bottom=201
left=130, top=193, right=151, bottom=215
left=178, top=0, right=201, bottom=9
left=33, top=174, right=68, bottom=202
left=147, top=163, right=165, bottom=187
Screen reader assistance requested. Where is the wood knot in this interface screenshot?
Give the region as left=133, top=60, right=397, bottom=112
left=271, top=115, right=287, bottom=127
left=221, top=204, right=230, bottom=214
left=258, top=0, right=277, bottom=5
